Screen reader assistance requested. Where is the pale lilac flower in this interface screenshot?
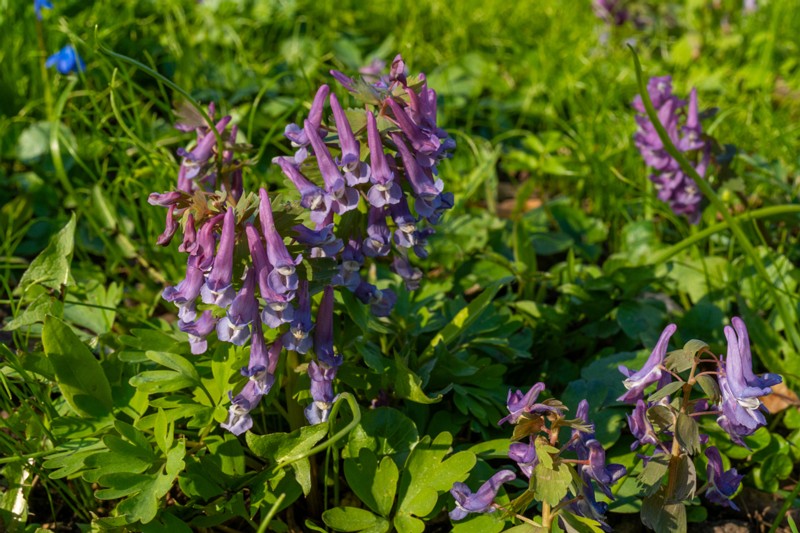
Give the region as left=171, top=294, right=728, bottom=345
left=178, top=310, right=216, bottom=355
left=221, top=381, right=262, bottom=436
left=618, top=324, right=677, bottom=403
left=217, top=268, right=258, bottom=346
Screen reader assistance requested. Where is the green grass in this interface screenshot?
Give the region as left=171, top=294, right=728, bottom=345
left=2, top=0, right=800, bottom=529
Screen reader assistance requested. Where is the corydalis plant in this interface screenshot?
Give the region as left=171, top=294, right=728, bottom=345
left=618, top=317, right=781, bottom=532
left=633, top=76, right=712, bottom=224
left=450, top=385, right=626, bottom=531
left=150, top=56, right=454, bottom=436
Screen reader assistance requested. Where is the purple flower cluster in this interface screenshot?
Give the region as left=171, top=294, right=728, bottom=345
left=151, top=57, right=454, bottom=436
left=450, top=384, right=625, bottom=530
left=274, top=54, right=454, bottom=299
left=632, top=76, right=711, bottom=223
left=618, top=317, right=780, bottom=508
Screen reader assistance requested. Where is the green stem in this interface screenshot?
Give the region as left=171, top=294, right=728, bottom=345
left=651, top=205, right=800, bottom=264
left=629, top=46, right=800, bottom=360
left=769, top=480, right=800, bottom=533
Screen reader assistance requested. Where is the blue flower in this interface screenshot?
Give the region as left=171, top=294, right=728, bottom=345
left=45, top=45, right=86, bottom=75
left=34, top=0, right=53, bottom=20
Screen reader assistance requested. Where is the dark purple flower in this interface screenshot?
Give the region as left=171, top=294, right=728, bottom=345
left=582, top=440, right=627, bottom=498
left=354, top=281, right=396, bottom=317
left=193, top=214, right=224, bottom=271
left=282, top=281, right=313, bottom=354
left=618, top=324, right=677, bottom=403
left=593, top=0, right=629, bottom=25
left=387, top=98, right=441, bottom=162
left=201, top=207, right=237, bottom=307
left=244, top=223, right=295, bottom=328
left=259, top=188, right=301, bottom=296
left=704, top=446, right=743, bottom=509
left=567, top=399, right=595, bottom=458
left=627, top=399, right=660, bottom=450
left=363, top=207, right=392, bottom=257
left=217, top=267, right=258, bottom=346
left=314, top=286, right=342, bottom=368
left=391, top=255, right=423, bottom=291
left=178, top=310, right=217, bottom=355
left=568, top=473, right=612, bottom=532
left=305, top=360, right=337, bottom=424
left=449, top=470, right=516, bottom=521
left=46, top=45, right=85, bottom=75
left=332, top=238, right=364, bottom=290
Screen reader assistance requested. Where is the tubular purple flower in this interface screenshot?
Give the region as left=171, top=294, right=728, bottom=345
left=272, top=156, right=329, bottom=222
left=704, top=446, right=743, bottom=509
left=244, top=222, right=294, bottom=329
left=330, top=70, right=357, bottom=92
left=304, top=119, right=359, bottom=214
left=389, top=54, right=408, bottom=85
left=567, top=399, right=595, bottom=458
left=177, top=116, right=232, bottom=179
left=627, top=399, right=660, bottom=450
left=314, top=286, right=341, bottom=368
left=148, top=191, right=184, bottom=207
left=387, top=98, right=440, bottom=156
left=282, top=281, right=313, bottom=354
left=201, top=207, right=237, bottom=307
left=618, top=324, right=677, bottom=403
left=305, top=360, right=337, bottom=424
left=259, top=188, right=301, bottom=296
left=178, top=310, right=217, bottom=355
left=363, top=207, right=392, bottom=257
left=330, top=93, right=360, bottom=171
left=163, top=258, right=205, bottom=306
left=568, top=473, right=612, bottom=532
left=366, top=111, right=402, bottom=207
left=730, top=317, right=781, bottom=390
left=193, top=214, right=223, bottom=271
left=179, top=214, right=197, bottom=254
left=217, top=267, right=258, bottom=346
left=499, top=382, right=564, bottom=425
left=391, top=133, right=442, bottom=198
left=449, top=470, right=516, bottom=521
left=284, top=84, right=330, bottom=147
left=241, top=319, right=281, bottom=395
left=508, top=440, right=538, bottom=479
left=156, top=205, right=179, bottom=246
left=582, top=440, right=627, bottom=498
left=221, top=381, right=262, bottom=436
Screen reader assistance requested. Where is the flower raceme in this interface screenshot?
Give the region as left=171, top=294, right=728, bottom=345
left=150, top=56, right=454, bottom=435
left=632, top=76, right=711, bottom=223
left=617, top=317, right=781, bottom=510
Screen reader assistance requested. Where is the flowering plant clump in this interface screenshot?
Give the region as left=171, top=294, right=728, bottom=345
left=450, top=385, right=626, bottom=531
left=632, top=76, right=712, bottom=223
left=149, top=55, right=454, bottom=435
left=618, top=317, right=781, bottom=531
